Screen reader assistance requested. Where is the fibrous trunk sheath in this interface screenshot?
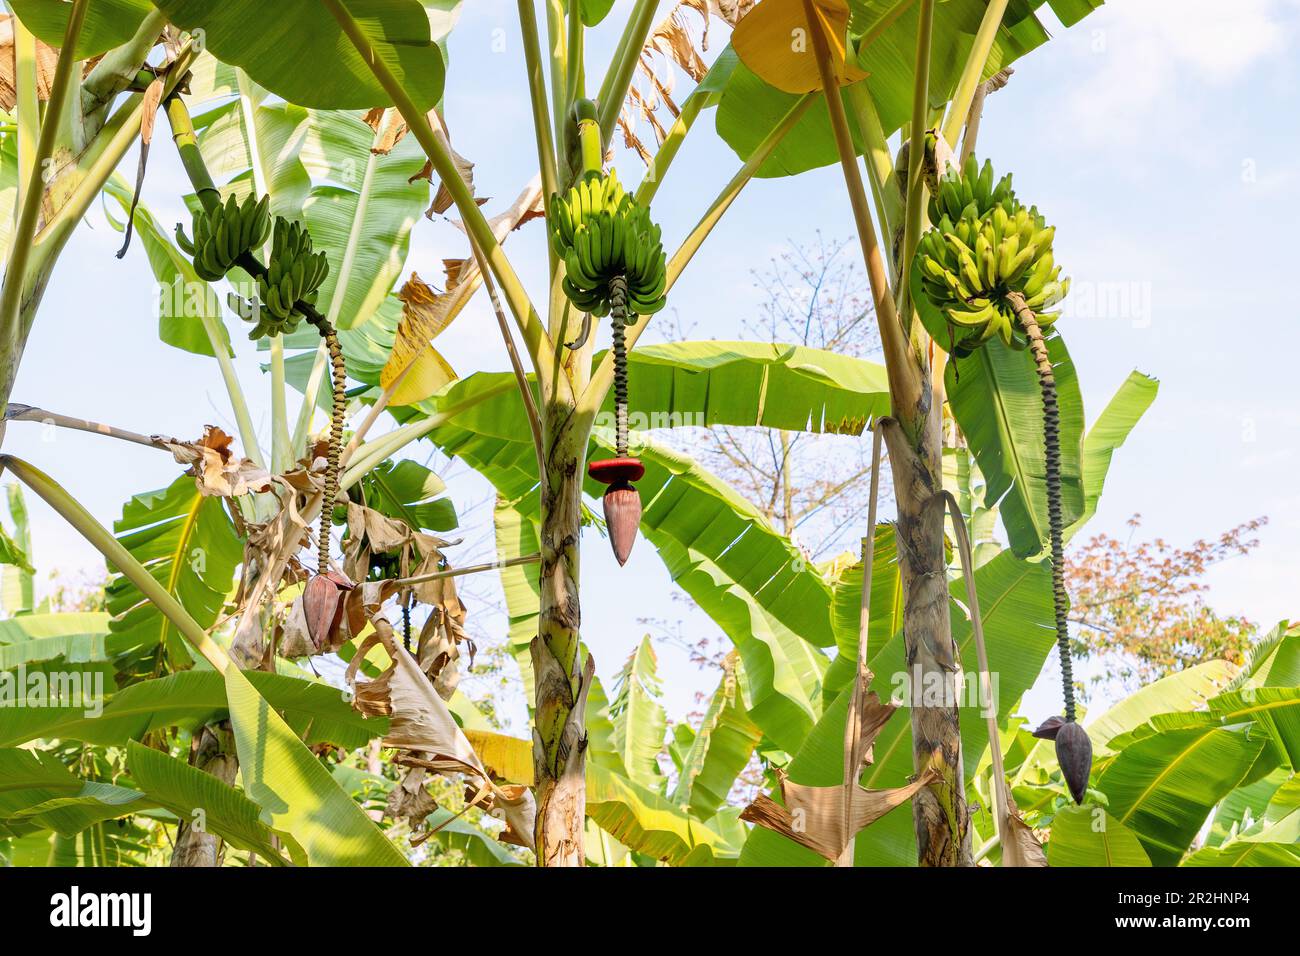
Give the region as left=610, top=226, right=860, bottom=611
left=883, top=411, right=973, bottom=867
left=531, top=404, right=588, bottom=866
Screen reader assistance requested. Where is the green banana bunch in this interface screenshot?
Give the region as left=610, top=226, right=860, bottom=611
left=229, top=216, right=330, bottom=340
left=550, top=170, right=667, bottom=319
left=913, top=160, right=1068, bottom=357
left=176, top=192, right=272, bottom=282
left=928, top=153, right=1017, bottom=226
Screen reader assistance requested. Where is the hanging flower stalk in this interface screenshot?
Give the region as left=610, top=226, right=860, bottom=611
left=167, top=92, right=353, bottom=648
left=549, top=99, right=667, bottom=565
left=912, top=155, right=1091, bottom=804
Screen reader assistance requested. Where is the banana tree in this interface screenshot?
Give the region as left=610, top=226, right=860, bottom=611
left=713, top=0, right=1105, bottom=863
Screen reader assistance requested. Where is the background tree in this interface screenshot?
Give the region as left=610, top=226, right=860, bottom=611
left=1067, top=514, right=1266, bottom=701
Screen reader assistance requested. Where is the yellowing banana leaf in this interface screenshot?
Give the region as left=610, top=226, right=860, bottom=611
left=152, top=0, right=451, bottom=110
left=732, top=0, right=867, bottom=94
left=379, top=272, right=461, bottom=406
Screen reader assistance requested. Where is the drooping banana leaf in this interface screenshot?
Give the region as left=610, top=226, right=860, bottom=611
left=0, top=669, right=383, bottom=750
left=0, top=612, right=111, bottom=672
left=9, top=0, right=157, bottom=59
left=151, top=0, right=452, bottom=111
left=103, top=177, right=234, bottom=358
left=1, top=483, right=34, bottom=612
left=223, top=666, right=406, bottom=866
left=1066, top=370, right=1159, bottom=538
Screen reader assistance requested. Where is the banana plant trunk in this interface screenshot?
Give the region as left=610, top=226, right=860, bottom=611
left=530, top=398, right=590, bottom=866
left=884, top=392, right=972, bottom=867
left=170, top=723, right=238, bottom=866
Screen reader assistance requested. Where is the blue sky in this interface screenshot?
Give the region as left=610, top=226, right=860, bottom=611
left=5, top=0, right=1299, bottom=731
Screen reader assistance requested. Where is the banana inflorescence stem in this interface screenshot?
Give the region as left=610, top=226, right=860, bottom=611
left=1005, top=290, right=1074, bottom=722
left=609, top=274, right=629, bottom=457
left=316, top=325, right=347, bottom=575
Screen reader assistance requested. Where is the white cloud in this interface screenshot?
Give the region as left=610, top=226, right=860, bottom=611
left=1059, top=0, right=1296, bottom=143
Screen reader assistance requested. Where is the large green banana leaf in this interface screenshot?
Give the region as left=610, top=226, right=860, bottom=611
left=717, top=0, right=1102, bottom=178
left=151, top=0, right=452, bottom=111
left=1046, top=805, right=1152, bottom=867
left=604, top=341, right=890, bottom=433
left=426, top=355, right=863, bottom=751
left=0, top=748, right=145, bottom=838
left=739, top=548, right=1054, bottom=866
left=0, top=612, right=110, bottom=671
left=609, top=636, right=670, bottom=792
left=103, top=475, right=242, bottom=676
left=1099, top=722, right=1266, bottom=866
left=1013, top=660, right=1239, bottom=796
left=223, top=666, right=406, bottom=866
left=947, top=334, right=1085, bottom=559
left=0, top=669, right=381, bottom=750
left=9, top=0, right=156, bottom=59
left=125, top=741, right=297, bottom=864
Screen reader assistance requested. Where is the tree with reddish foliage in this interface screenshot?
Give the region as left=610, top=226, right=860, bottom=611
left=1066, top=515, right=1267, bottom=700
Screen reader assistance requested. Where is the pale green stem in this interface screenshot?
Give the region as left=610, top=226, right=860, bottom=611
left=939, top=0, right=1010, bottom=148
left=199, top=312, right=266, bottom=469
left=0, top=0, right=89, bottom=375
left=895, top=0, right=935, bottom=324
left=518, top=0, right=559, bottom=206
left=578, top=93, right=815, bottom=421
left=545, top=0, right=569, bottom=184
left=269, top=336, right=292, bottom=472
left=0, top=455, right=233, bottom=673
left=565, top=1, right=584, bottom=111
left=595, top=0, right=659, bottom=150
left=844, top=83, right=896, bottom=250
left=340, top=384, right=514, bottom=491
left=321, top=0, right=561, bottom=402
